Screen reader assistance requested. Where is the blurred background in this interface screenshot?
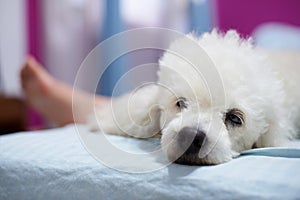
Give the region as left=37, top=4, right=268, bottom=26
left=0, top=0, right=300, bottom=132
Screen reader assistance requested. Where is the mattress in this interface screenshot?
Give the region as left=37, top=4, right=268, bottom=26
left=1, top=124, right=300, bottom=200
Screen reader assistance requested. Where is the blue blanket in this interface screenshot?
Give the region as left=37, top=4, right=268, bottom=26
left=1, top=125, right=300, bottom=200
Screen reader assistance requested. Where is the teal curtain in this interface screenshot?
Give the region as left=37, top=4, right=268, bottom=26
left=189, top=0, right=212, bottom=35
left=97, top=0, right=127, bottom=97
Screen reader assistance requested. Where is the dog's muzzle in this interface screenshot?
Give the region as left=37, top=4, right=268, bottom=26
left=175, top=127, right=206, bottom=164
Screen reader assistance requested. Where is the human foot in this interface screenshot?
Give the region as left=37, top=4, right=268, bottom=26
left=21, top=56, right=56, bottom=104
left=20, top=56, right=109, bottom=127
left=21, top=56, right=75, bottom=126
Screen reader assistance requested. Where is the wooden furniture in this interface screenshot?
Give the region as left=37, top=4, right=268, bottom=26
left=0, top=96, right=26, bottom=134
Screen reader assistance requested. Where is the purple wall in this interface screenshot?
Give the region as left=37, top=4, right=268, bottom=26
left=26, top=0, right=44, bottom=129
left=215, top=0, right=300, bottom=36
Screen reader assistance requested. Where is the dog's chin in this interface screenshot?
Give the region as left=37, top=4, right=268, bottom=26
left=174, top=154, right=224, bottom=166
left=170, top=149, right=235, bottom=165
left=174, top=154, right=212, bottom=166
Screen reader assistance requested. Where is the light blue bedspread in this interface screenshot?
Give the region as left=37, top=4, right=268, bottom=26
left=0, top=125, right=300, bottom=200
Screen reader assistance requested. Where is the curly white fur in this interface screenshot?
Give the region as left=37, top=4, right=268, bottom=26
left=89, top=29, right=300, bottom=165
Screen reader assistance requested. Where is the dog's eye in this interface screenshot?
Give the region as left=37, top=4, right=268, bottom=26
left=176, top=98, right=187, bottom=109
left=225, top=109, right=244, bottom=127
left=227, top=114, right=242, bottom=125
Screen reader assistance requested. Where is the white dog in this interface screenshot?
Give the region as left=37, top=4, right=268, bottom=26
left=89, top=30, right=300, bottom=165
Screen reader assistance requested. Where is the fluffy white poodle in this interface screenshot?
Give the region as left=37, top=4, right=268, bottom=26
left=89, top=30, right=300, bottom=165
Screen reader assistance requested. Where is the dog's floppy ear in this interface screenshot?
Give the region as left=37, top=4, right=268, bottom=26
left=88, top=84, right=161, bottom=138
left=254, top=109, right=296, bottom=148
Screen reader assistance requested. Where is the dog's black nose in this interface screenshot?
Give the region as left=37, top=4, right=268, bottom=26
left=178, top=127, right=206, bottom=154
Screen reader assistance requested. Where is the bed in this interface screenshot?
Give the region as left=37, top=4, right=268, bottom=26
left=2, top=23, right=300, bottom=200
left=1, top=124, right=300, bottom=200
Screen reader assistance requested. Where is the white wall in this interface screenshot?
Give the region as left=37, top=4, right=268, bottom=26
left=42, top=0, right=103, bottom=86
left=0, top=0, right=27, bottom=96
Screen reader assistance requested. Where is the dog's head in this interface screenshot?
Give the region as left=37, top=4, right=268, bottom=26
left=157, top=30, right=292, bottom=165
